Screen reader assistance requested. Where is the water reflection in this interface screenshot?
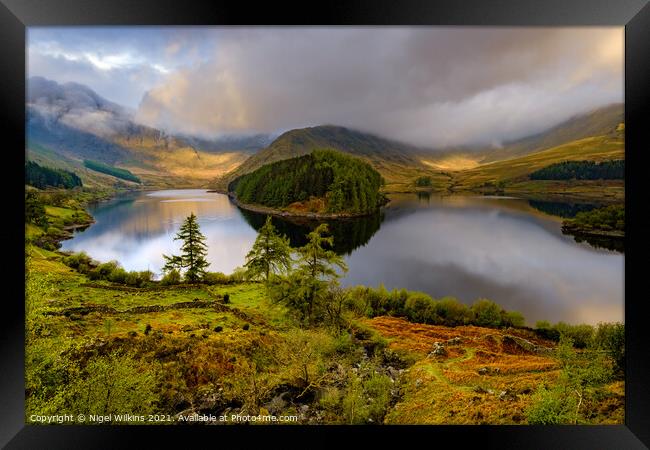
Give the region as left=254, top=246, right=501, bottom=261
left=62, top=190, right=624, bottom=326
left=238, top=208, right=383, bottom=255
left=528, top=200, right=600, bottom=218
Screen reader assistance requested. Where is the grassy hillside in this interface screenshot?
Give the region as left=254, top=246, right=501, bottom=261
left=450, top=134, right=624, bottom=201
left=212, top=126, right=448, bottom=193
left=479, top=103, right=623, bottom=163
left=25, top=245, right=624, bottom=425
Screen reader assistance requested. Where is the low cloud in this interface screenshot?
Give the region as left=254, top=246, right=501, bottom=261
left=29, top=27, right=623, bottom=148
left=135, top=27, right=623, bottom=148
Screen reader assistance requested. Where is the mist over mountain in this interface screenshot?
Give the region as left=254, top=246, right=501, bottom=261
left=27, top=77, right=272, bottom=155
left=26, top=77, right=270, bottom=184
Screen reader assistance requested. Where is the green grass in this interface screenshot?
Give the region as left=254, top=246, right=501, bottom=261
left=452, top=135, right=624, bottom=190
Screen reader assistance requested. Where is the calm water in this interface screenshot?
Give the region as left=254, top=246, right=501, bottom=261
left=62, top=189, right=624, bottom=326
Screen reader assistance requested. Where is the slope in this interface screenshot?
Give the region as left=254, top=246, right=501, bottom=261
left=211, top=125, right=447, bottom=192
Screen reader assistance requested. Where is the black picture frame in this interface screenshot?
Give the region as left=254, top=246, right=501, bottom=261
left=2, top=0, right=649, bottom=448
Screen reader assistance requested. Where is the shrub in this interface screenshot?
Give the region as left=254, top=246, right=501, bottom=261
left=138, top=270, right=154, bottom=285
left=96, top=261, right=121, bottom=279
left=144, top=324, right=152, bottom=335
left=203, top=272, right=229, bottom=285
left=125, top=271, right=141, bottom=287
left=160, top=269, right=182, bottom=285
left=58, top=352, right=158, bottom=418
left=230, top=267, right=248, bottom=283
left=435, top=297, right=471, bottom=326
left=526, top=385, right=577, bottom=424
left=471, top=299, right=502, bottom=327
left=63, top=252, right=93, bottom=270
left=502, top=310, right=525, bottom=328
left=223, top=293, right=230, bottom=304
left=363, top=372, right=393, bottom=423
left=243, top=324, right=250, bottom=331
left=593, top=322, right=625, bottom=376
left=108, top=267, right=128, bottom=284
left=213, top=326, right=223, bottom=332
left=535, top=321, right=561, bottom=341
left=553, top=322, right=594, bottom=349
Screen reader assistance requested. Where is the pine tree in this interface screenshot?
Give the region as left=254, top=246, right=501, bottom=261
left=244, top=216, right=293, bottom=283
left=162, top=213, right=210, bottom=282
left=271, top=223, right=348, bottom=325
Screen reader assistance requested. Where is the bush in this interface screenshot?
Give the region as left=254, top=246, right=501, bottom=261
left=108, top=267, right=128, bottom=284
left=63, top=252, right=93, bottom=271
left=435, top=297, right=471, bottom=326
left=57, top=352, right=158, bottom=418
left=363, top=372, right=393, bottom=423
left=553, top=322, right=594, bottom=349
left=526, top=385, right=577, bottom=424
left=96, top=261, right=121, bottom=279
left=471, top=299, right=502, bottom=327
left=160, top=269, right=182, bottom=285
left=202, top=272, right=230, bottom=285
left=230, top=267, right=248, bottom=283
left=593, top=322, right=625, bottom=376
left=502, top=310, right=525, bottom=328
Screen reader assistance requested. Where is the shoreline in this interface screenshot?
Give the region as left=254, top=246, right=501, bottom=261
left=225, top=191, right=382, bottom=220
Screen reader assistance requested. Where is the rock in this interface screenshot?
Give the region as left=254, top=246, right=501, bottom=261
left=264, top=392, right=289, bottom=415
left=429, top=342, right=447, bottom=357
left=499, top=389, right=518, bottom=401
left=415, top=378, right=423, bottom=388
left=446, top=337, right=462, bottom=345
left=477, top=366, right=500, bottom=375
left=502, top=334, right=552, bottom=355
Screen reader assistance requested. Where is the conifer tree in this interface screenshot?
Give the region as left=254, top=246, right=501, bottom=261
left=271, top=223, right=348, bottom=325
left=162, top=213, right=210, bottom=282
left=244, top=216, right=293, bottom=283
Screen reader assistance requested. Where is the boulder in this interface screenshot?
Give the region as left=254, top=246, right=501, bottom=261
left=429, top=342, right=448, bottom=357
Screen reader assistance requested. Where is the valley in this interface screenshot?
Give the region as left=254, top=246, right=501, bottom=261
left=24, top=76, right=625, bottom=427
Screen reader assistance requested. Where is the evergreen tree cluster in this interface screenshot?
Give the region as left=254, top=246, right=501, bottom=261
left=25, top=161, right=82, bottom=189
left=414, top=176, right=433, bottom=187
left=529, top=160, right=624, bottom=180
left=83, top=159, right=141, bottom=183
left=570, top=204, right=624, bottom=232
left=229, top=150, right=384, bottom=214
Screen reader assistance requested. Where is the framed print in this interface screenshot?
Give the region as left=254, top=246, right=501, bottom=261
left=2, top=0, right=649, bottom=448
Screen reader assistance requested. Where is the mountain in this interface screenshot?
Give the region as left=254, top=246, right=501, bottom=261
left=212, top=104, right=624, bottom=192
left=419, top=103, right=624, bottom=170
left=210, top=125, right=445, bottom=191
left=479, top=103, right=624, bottom=163
left=26, top=77, right=269, bottom=186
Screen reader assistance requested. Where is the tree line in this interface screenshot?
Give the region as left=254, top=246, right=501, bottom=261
left=564, top=204, right=624, bottom=233
left=229, top=149, right=385, bottom=214
left=529, top=160, right=624, bottom=180
left=83, top=159, right=141, bottom=183
left=25, top=161, right=82, bottom=189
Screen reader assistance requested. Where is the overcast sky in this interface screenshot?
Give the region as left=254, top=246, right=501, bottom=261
left=27, top=27, right=623, bottom=148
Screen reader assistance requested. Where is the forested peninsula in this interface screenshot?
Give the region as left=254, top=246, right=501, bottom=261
left=227, top=150, right=386, bottom=218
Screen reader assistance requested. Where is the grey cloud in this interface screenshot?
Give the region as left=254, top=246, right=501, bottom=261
left=135, top=27, right=622, bottom=148
left=28, top=76, right=133, bottom=137
left=30, top=27, right=623, bottom=148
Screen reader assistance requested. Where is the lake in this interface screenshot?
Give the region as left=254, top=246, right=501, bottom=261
left=61, top=189, right=624, bottom=326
